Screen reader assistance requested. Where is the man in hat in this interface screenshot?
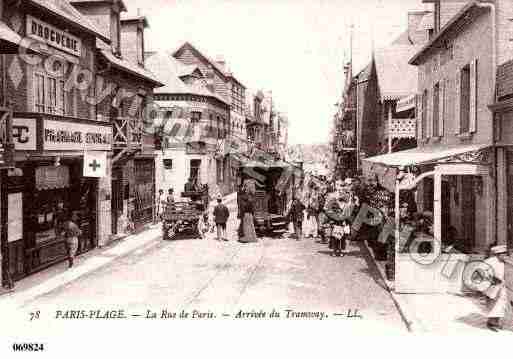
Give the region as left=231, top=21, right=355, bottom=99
left=213, top=194, right=230, bottom=241
left=483, top=244, right=510, bottom=331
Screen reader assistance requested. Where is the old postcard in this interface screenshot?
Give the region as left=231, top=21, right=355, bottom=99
left=0, top=0, right=512, bottom=356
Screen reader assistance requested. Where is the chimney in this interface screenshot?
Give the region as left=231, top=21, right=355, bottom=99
left=120, top=15, right=148, bottom=66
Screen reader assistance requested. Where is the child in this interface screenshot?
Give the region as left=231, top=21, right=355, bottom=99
left=330, top=220, right=350, bottom=257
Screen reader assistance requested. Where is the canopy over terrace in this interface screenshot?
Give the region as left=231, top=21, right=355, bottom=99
left=362, top=143, right=494, bottom=294
left=361, top=143, right=491, bottom=192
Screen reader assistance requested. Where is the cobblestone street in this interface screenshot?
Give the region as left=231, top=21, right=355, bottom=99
left=15, top=199, right=405, bottom=331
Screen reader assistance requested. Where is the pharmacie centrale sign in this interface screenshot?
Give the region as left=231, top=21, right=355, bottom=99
left=43, top=120, right=112, bottom=151
left=26, top=15, right=82, bottom=57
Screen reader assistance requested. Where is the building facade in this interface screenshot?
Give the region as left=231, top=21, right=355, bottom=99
left=0, top=0, right=111, bottom=284
left=71, top=1, right=162, bottom=238
left=146, top=50, right=231, bottom=200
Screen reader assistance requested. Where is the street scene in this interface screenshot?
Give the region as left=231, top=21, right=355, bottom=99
left=1, top=1, right=513, bottom=354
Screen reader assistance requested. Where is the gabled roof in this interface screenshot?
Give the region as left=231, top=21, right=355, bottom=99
left=28, top=0, right=110, bottom=43
left=99, top=49, right=163, bottom=87
left=374, top=45, right=420, bottom=101
left=145, top=51, right=229, bottom=105
left=410, top=1, right=486, bottom=65
left=177, top=64, right=203, bottom=78
left=172, top=42, right=228, bottom=80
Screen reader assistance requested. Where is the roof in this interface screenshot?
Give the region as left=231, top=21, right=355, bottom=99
left=121, top=14, right=149, bottom=28
left=177, top=64, right=203, bottom=78
left=363, top=143, right=491, bottom=167
left=172, top=42, right=228, bottom=79
left=391, top=30, right=412, bottom=45
left=28, top=0, right=110, bottom=43
left=145, top=51, right=230, bottom=105
left=410, top=1, right=487, bottom=65
left=69, top=0, right=127, bottom=12
left=99, top=49, right=163, bottom=86
left=374, top=45, right=421, bottom=101
left=0, top=21, right=22, bottom=52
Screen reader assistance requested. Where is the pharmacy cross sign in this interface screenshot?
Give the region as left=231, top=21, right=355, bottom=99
left=89, top=159, right=101, bottom=172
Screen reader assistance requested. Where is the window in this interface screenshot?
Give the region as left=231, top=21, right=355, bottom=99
left=34, top=70, right=67, bottom=115
left=191, top=111, right=201, bottom=123
left=460, top=64, right=471, bottom=133
left=216, top=116, right=221, bottom=138
left=35, top=73, right=45, bottom=113
left=163, top=159, right=173, bottom=170
left=137, top=28, right=144, bottom=65
left=433, top=83, right=439, bottom=136
left=421, top=89, right=428, bottom=139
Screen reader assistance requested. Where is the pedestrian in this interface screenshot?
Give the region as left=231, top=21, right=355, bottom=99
left=213, top=195, right=230, bottom=241
left=62, top=212, right=82, bottom=268
left=166, top=188, right=175, bottom=207
left=483, top=244, right=510, bottom=331
left=288, top=196, right=305, bottom=240
left=306, top=186, right=320, bottom=239
left=238, top=192, right=257, bottom=243
left=155, top=189, right=165, bottom=222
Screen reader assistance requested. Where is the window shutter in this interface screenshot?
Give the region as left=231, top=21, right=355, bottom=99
left=454, top=72, right=461, bottom=134
left=469, top=59, right=477, bottom=133
left=439, top=79, right=445, bottom=137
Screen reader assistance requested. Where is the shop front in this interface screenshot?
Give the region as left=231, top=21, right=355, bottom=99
left=4, top=114, right=111, bottom=281
left=362, top=143, right=495, bottom=294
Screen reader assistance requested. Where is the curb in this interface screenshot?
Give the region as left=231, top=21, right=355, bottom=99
left=1, top=192, right=238, bottom=307
left=1, top=228, right=163, bottom=309
left=361, top=240, right=422, bottom=332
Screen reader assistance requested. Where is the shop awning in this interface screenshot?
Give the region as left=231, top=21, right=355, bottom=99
left=362, top=143, right=491, bottom=168
left=362, top=143, right=491, bottom=192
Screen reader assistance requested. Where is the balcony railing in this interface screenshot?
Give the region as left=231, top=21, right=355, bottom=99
left=388, top=118, right=416, bottom=139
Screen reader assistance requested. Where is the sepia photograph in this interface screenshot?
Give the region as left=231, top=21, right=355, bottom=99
left=0, top=0, right=512, bottom=356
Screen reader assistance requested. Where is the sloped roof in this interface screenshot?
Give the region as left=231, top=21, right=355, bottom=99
left=69, top=0, right=127, bottom=12
left=391, top=30, right=412, bottom=45
left=177, top=64, right=203, bottom=78
left=0, top=21, right=22, bottom=52
left=374, top=45, right=420, bottom=101
left=145, top=51, right=229, bottom=105
left=99, top=49, right=163, bottom=86
left=28, top=0, right=109, bottom=42
left=172, top=42, right=228, bottom=79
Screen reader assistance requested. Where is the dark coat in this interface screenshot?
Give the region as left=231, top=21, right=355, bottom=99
left=289, top=200, right=305, bottom=224
left=213, top=203, right=230, bottom=224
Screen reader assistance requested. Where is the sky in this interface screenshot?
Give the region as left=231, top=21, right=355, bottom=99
left=125, top=0, right=426, bottom=145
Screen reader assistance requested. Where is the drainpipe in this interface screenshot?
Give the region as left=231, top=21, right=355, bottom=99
left=477, top=1, right=498, bottom=246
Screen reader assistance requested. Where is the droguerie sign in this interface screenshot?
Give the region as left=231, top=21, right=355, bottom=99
left=26, top=15, right=82, bottom=57
left=43, top=120, right=112, bottom=151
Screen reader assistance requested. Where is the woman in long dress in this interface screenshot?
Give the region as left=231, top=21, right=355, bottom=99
left=238, top=193, right=257, bottom=243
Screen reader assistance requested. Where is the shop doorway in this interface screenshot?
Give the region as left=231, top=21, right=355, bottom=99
left=133, top=159, right=154, bottom=229
left=190, top=159, right=201, bottom=183
left=111, top=170, right=123, bottom=235
left=461, top=176, right=476, bottom=252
